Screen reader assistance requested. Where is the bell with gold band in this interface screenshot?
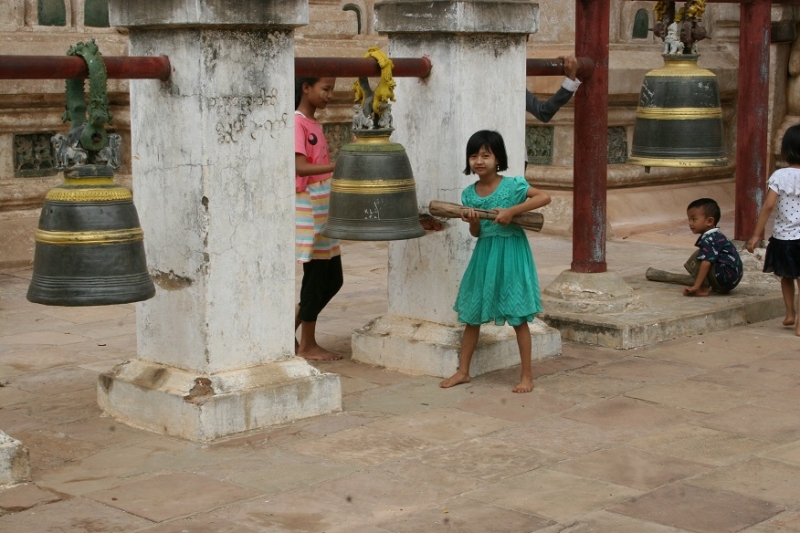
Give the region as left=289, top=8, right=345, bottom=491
left=322, top=47, right=426, bottom=241
left=628, top=1, right=728, bottom=171
left=27, top=40, right=155, bottom=306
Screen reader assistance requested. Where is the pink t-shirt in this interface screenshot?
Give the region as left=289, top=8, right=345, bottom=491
left=294, top=111, right=331, bottom=193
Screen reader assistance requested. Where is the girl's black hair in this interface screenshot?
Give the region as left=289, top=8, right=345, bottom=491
left=294, top=77, right=319, bottom=110
left=781, top=123, right=800, bottom=165
left=463, top=130, right=509, bottom=175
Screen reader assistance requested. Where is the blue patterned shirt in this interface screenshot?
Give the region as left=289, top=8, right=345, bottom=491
left=695, top=228, right=743, bottom=291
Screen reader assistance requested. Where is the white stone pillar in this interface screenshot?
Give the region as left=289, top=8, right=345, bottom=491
left=351, top=0, right=561, bottom=377
left=98, top=0, right=341, bottom=442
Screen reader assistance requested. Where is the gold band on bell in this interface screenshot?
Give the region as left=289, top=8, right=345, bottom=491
left=331, top=178, right=417, bottom=194
left=626, top=156, right=728, bottom=168
left=635, top=107, right=722, bottom=120
left=34, top=228, right=144, bottom=245
left=45, top=187, right=133, bottom=202
left=353, top=134, right=393, bottom=145
left=647, top=62, right=716, bottom=78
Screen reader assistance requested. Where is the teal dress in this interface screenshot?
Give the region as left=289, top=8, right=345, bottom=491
left=454, top=176, right=542, bottom=326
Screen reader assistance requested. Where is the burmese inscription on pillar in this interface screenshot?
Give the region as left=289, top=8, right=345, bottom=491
left=210, top=87, right=289, bottom=144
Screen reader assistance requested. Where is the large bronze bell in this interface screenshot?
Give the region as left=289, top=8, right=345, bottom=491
left=628, top=54, right=728, bottom=169
left=323, top=128, right=426, bottom=241
left=27, top=164, right=155, bottom=306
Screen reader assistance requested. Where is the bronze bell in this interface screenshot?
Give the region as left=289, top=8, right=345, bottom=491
left=323, top=128, right=426, bottom=241
left=27, top=164, right=155, bottom=306
left=628, top=54, right=728, bottom=170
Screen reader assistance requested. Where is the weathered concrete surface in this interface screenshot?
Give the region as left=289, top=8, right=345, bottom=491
left=349, top=0, right=546, bottom=377
left=109, top=0, right=308, bottom=28
left=543, top=270, right=635, bottom=314
left=353, top=316, right=561, bottom=378
left=0, top=431, right=29, bottom=487
left=97, top=359, right=342, bottom=442
left=539, top=232, right=784, bottom=349
left=96, top=0, right=341, bottom=442
left=0, top=234, right=797, bottom=531
left=541, top=280, right=784, bottom=350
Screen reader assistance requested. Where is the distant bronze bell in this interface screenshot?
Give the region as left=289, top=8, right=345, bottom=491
left=628, top=54, right=728, bottom=170
left=27, top=164, right=155, bottom=306
left=323, top=128, right=426, bottom=241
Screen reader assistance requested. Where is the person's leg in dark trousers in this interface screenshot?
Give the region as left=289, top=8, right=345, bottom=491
left=295, top=256, right=343, bottom=361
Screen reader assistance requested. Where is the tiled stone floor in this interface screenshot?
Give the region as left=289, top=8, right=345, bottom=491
left=0, top=226, right=798, bottom=532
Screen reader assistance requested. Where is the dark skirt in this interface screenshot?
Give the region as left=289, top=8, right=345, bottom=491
left=763, top=237, right=800, bottom=279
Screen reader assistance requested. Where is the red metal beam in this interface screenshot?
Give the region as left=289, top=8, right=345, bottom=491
left=295, top=57, right=432, bottom=78
left=572, top=0, right=610, bottom=273
left=2, top=55, right=594, bottom=81
left=527, top=57, right=595, bottom=79
left=0, top=55, right=171, bottom=80
left=735, top=0, right=772, bottom=240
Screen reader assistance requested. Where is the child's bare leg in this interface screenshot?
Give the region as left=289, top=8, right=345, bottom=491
left=795, top=279, right=800, bottom=337
left=440, top=325, right=479, bottom=388
left=780, top=277, right=796, bottom=326
left=512, top=322, right=534, bottom=393
left=294, top=305, right=301, bottom=353
left=298, top=320, right=342, bottom=361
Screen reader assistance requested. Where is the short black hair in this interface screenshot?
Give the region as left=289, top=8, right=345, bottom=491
left=687, top=198, right=721, bottom=225
left=463, top=130, right=509, bottom=175
left=781, top=123, right=800, bottom=165
left=294, top=77, right=320, bottom=110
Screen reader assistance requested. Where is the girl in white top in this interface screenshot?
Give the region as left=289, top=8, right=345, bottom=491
left=747, top=123, right=800, bottom=336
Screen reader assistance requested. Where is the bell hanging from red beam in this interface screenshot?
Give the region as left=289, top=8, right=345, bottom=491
left=27, top=40, right=155, bottom=306
left=322, top=47, right=426, bottom=241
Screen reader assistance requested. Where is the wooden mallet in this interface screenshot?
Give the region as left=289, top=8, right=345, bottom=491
left=428, top=200, right=544, bottom=232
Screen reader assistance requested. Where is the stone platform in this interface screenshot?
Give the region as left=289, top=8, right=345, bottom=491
left=0, top=225, right=798, bottom=531
left=540, top=250, right=783, bottom=350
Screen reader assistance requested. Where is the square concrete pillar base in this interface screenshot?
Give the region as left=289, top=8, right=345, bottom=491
left=97, top=358, right=341, bottom=442
left=0, top=431, right=30, bottom=486
left=352, top=315, right=561, bottom=378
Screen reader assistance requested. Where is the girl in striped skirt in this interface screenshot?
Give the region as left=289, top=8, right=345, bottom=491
left=294, top=77, right=343, bottom=360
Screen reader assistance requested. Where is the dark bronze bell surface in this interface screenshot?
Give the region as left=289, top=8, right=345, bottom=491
left=628, top=54, right=728, bottom=168
left=27, top=165, right=155, bottom=306
left=323, top=129, right=426, bottom=241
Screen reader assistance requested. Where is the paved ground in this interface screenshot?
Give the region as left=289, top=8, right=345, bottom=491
left=1, top=223, right=799, bottom=533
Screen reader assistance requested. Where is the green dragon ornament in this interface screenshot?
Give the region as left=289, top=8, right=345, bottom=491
left=53, top=39, right=120, bottom=170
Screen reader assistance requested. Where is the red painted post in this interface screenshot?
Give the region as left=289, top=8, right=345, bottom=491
left=735, top=0, right=772, bottom=240
left=572, top=0, right=610, bottom=273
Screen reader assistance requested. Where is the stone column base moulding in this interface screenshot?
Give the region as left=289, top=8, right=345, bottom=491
left=352, top=315, right=561, bottom=378
left=97, top=359, right=341, bottom=443
left=0, top=431, right=30, bottom=486
left=541, top=270, right=637, bottom=314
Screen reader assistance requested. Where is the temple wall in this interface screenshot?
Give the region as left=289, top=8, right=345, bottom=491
left=2, top=1, right=800, bottom=267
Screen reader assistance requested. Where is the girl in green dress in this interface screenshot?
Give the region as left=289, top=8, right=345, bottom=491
left=440, top=130, right=551, bottom=393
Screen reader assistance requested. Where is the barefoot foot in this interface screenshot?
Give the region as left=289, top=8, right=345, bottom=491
left=298, top=345, right=342, bottom=361
left=512, top=375, right=534, bottom=393
left=440, top=371, right=471, bottom=388
left=782, top=316, right=796, bottom=327
left=683, top=286, right=711, bottom=297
